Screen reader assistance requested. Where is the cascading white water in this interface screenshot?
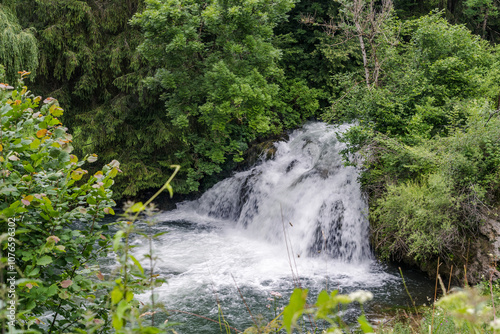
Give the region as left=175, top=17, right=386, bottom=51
left=179, top=122, right=371, bottom=262
left=125, top=122, right=433, bottom=333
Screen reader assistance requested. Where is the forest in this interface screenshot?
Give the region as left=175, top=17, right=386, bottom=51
left=1, top=0, right=500, bottom=332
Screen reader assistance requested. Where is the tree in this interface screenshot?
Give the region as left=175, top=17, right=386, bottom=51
left=132, top=0, right=320, bottom=192
left=0, top=4, right=38, bottom=82
left=324, top=12, right=500, bottom=277
left=464, top=0, right=499, bottom=38
left=321, top=0, right=395, bottom=89
left=10, top=0, right=171, bottom=197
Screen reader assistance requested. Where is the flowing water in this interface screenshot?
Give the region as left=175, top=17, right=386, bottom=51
left=125, top=122, right=434, bottom=332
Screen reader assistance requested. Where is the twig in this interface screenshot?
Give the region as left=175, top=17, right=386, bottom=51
left=431, top=257, right=441, bottom=334
left=438, top=275, right=447, bottom=296
left=465, top=239, right=470, bottom=287
left=491, top=265, right=497, bottom=321
left=231, top=274, right=259, bottom=332
left=399, top=267, right=418, bottom=315
left=322, top=229, right=328, bottom=291
left=447, top=265, right=453, bottom=292
left=484, top=108, right=499, bottom=127
left=280, top=204, right=299, bottom=287
left=329, top=81, right=361, bottom=112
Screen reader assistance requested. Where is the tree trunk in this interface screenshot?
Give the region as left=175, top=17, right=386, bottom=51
left=355, top=22, right=371, bottom=88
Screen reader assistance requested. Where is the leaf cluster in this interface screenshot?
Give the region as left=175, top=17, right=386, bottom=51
left=327, top=12, right=500, bottom=267
left=131, top=0, right=321, bottom=193
left=0, top=80, right=119, bottom=332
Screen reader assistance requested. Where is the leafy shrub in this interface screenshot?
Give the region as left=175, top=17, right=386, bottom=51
left=0, top=77, right=118, bottom=332
left=365, top=99, right=500, bottom=263
left=282, top=288, right=374, bottom=334
left=326, top=11, right=500, bottom=267
left=373, top=173, right=460, bottom=261
left=324, top=12, right=496, bottom=141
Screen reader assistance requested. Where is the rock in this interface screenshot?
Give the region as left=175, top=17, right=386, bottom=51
left=238, top=133, right=289, bottom=171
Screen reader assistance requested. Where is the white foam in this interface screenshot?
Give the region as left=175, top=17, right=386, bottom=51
left=131, top=122, right=396, bottom=311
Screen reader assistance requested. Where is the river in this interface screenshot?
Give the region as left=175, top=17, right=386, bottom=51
left=114, top=122, right=434, bottom=333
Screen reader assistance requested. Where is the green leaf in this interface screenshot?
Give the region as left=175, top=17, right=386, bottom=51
left=316, top=290, right=330, bottom=306
left=37, top=255, right=53, bottom=266
left=139, top=327, right=161, bottom=334
left=111, top=287, right=123, bottom=305
left=46, top=284, right=58, bottom=297
left=23, top=164, right=35, bottom=173
left=129, top=254, right=144, bottom=276
left=283, top=288, right=308, bottom=334
left=112, top=314, right=123, bottom=330
left=165, top=183, right=173, bottom=198
left=113, top=230, right=124, bottom=252
left=358, top=315, right=374, bottom=333
left=58, top=151, right=70, bottom=163
left=26, top=299, right=36, bottom=310
left=17, top=279, right=42, bottom=288
left=153, top=231, right=169, bottom=238
left=116, top=300, right=129, bottom=318
left=58, top=290, right=70, bottom=299
left=125, top=290, right=134, bottom=302
left=29, top=138, right=40, bottom=150
left=109, top=167, right=118, bottom=178
left=28, top=267, right=40, bottom=277
left=130, top=202, right=144, bottom=212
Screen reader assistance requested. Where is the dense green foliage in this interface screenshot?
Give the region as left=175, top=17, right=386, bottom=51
left=4, top=0, right=324, bottom=196
left=0, top=4, right=38, bottom=82
left=371, top=103, right=500, bottom=261
left=0, top=80, right=118, bottom=331
left=131, top=0, right=321, bottom=192
left=0, top=81, right=180, bottom=333
left=2, top=0, right=500, bottom=332
left=7, top=0, right=165, bottom=197
left=328, top=11, right=500, bottom=267
left=2, top=0, right=500, bottom=199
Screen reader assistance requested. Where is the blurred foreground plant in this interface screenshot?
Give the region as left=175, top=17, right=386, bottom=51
left=282, top=288, right=374, bottom=334
left=105, top=165, right=180, bottom=334
left=0, top=74, right=118, bottom=333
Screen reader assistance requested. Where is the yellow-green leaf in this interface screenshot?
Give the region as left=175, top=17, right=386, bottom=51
left=129, top=255, right=144, bottom=275
left=109, top=167, right=118, bottom=178
left=51, top=106, right=64, bottom=117
left=130, top=202, right=144, bottom=212
left=30, top=139, right=40, bottom=150
left=125, top=290, right=134, bottom=302
left=358, top=315, right=374, bottom=333
left=112, top=314, right=123, bottom=330
left=111, top=287, right=123, bottom=304
left=71, top=168, right=87, bottom=181
left=166, top=183, right=173, bottom=198
left=283, top=288, right=308, bottom=334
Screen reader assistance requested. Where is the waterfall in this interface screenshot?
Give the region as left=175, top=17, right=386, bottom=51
left=177, top=122, right=372, bottom=262
left=123, top=122, right=426, bottom=333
